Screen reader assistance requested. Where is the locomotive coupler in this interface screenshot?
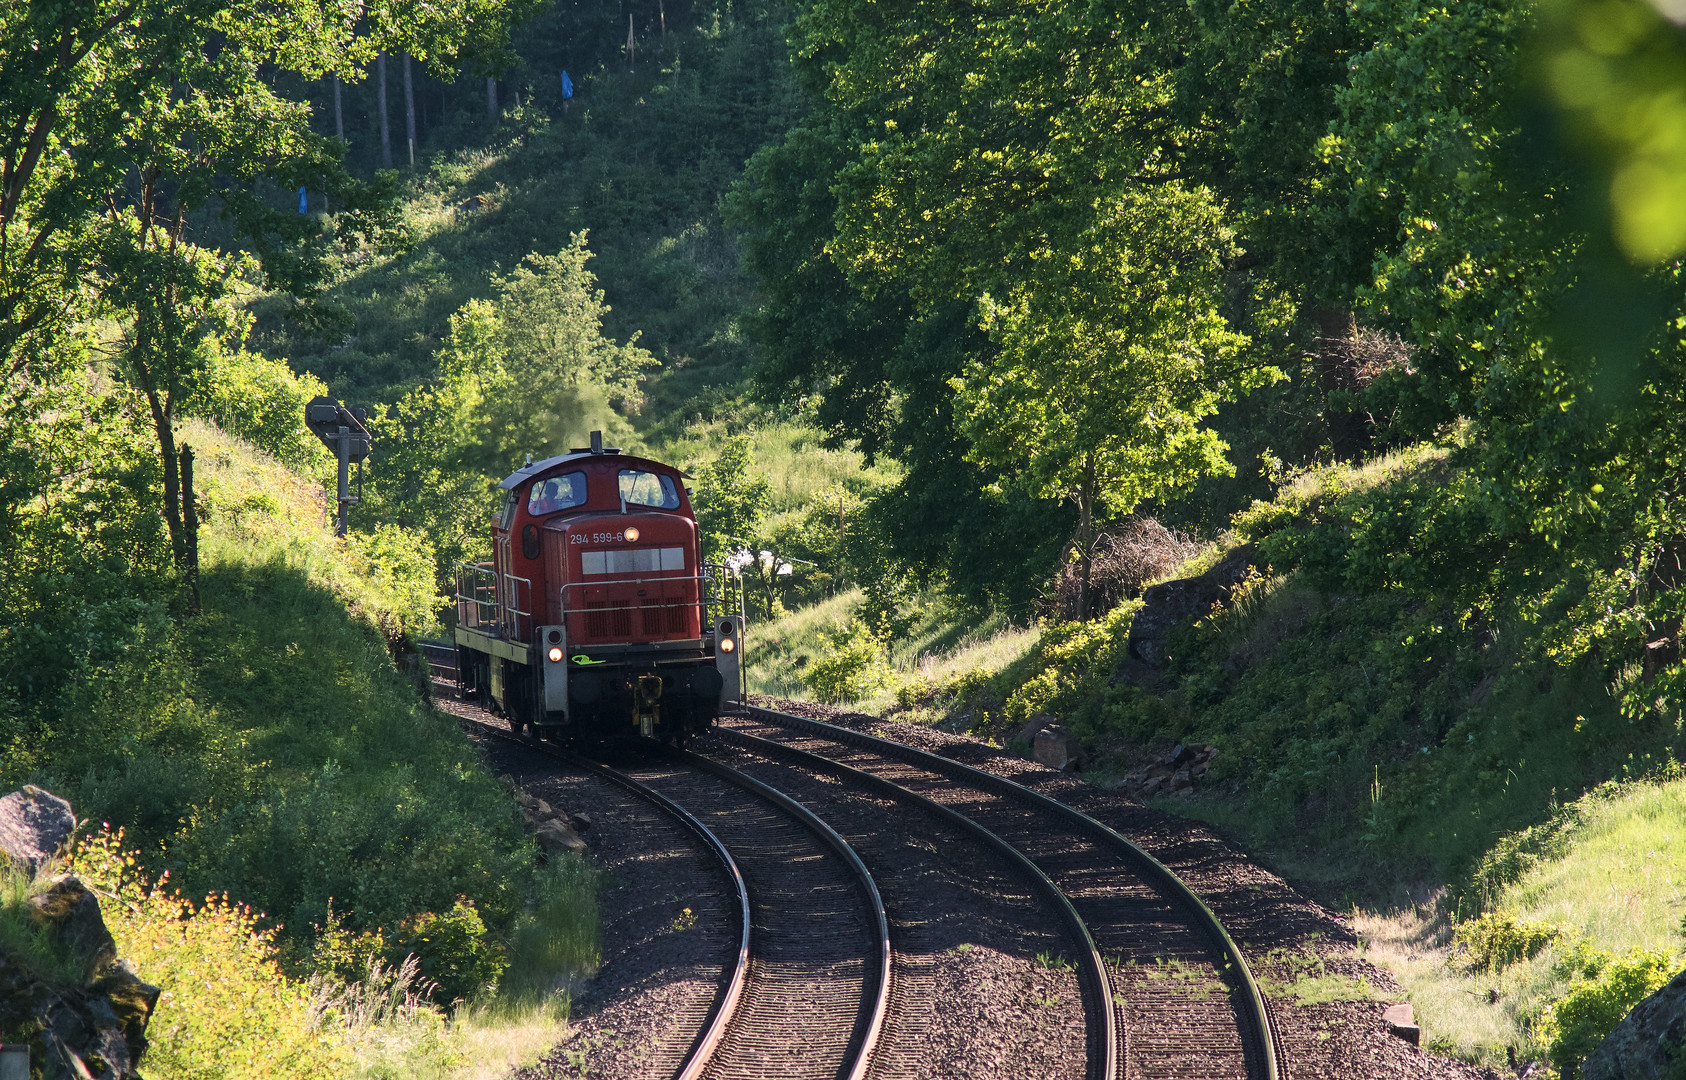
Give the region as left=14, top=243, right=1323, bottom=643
left=635, top=674, right=663, bottom=738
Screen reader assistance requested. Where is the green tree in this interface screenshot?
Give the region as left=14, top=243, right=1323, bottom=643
left=0, top=0, right=539, bottom=585
left=363, top=235, right=656, bottom=577
left=734, top=0, right=1276, bottom=614
left=693, top=437, right=773, bottom=565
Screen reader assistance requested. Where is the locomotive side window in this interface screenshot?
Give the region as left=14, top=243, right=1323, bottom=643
left=499, top=491, right=518, bottom=530
left=528, top=472, right=587, bottom=516
left=618, top=469, right=680, bottom=509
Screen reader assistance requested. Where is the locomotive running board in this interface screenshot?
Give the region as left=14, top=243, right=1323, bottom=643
left=453, top=625, right=534, bottom=666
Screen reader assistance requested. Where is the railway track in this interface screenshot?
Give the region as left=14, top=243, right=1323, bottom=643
left=454, top=696, right=1285, bottom=1079
left=721, top=704, right=1289, bottom=1080
left=469, top=716, right=891, bottom=1080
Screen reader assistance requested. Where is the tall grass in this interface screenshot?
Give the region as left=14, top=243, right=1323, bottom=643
left=1354, top=778, right=1686, bottom=1069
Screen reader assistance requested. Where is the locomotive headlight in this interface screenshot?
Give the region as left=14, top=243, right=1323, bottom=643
left=719, top=638, right=735, bottom=653
left=547, top=646, right=564, bottom=663
left=623, top=526, right=640, bottom=542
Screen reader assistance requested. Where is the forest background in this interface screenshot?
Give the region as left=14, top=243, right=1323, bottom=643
left=7, top=0, right=1686, bottom=1075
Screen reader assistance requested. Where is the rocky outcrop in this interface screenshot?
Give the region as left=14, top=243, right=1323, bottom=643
left=1114, top=544, right=1257, bottom=683
left=1117, top=743, right=1218, bottom=798
left=507, top=780, right=593, bottom=859
left=0, top=786, right=76, bottom=874
left=1583, top=966, right=1686, bottom=1080
left=0, top=788, right=160, bottom=1080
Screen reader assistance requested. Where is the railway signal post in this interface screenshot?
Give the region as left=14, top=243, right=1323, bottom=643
left=304, top=396, right=372, bottom=537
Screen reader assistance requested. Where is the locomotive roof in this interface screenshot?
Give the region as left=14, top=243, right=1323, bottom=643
left=497, top=449, right=687, bottom=491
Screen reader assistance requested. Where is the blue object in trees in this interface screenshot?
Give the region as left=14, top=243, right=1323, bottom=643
left=561, top=70, right=574, bottom=100
left=298, top=186, right=308, bottom=214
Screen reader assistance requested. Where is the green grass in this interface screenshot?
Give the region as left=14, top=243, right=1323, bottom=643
left=1353, top=778, right=1686, bottom=1068
left=745, top=588, right=1041, bottom=712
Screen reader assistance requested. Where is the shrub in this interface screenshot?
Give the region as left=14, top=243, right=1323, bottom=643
left=1453, top=913, right=1564, bottom=972
left=1042, top=517, right=1202, bottom=619
left=803, top=620, right=897, bottom=703
left=1536, top=947, right=1680, bottom=1079
left=71, top=828, right=352, bottom=1080
left=392, top=896, right=507, bottom=1006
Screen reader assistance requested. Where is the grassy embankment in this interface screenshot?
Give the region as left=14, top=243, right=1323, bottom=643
left=793, top=439, right=1686, bottom=1073
left=2, top=420, right=595, bottom=1080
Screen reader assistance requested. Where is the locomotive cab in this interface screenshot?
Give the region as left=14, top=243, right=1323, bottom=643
left=452, top=433, right=743, bottom=742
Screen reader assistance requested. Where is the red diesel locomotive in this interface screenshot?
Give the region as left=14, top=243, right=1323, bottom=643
left=452, top=432, right=743, bottom=742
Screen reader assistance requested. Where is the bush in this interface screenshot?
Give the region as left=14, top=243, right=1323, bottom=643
left=1537, top=947, right=1681, bottom=1079
left=71, top=828, right=353, bottom=1080
left=392, top=897, right=507, bottom=1006
left=1453, top=913, right=1564, bottom=972
left=1042, top=517, right=1202, bottom=619
left=803, top=620, right=897, bottom=703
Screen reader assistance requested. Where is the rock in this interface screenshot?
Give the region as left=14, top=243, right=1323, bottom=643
left=566, top=812, right=593, bottom=833
left=534, top=820, right=588, bottom=857
left=1383, top=1002, right=1420, bottom=1046
left=93, top=963, right=161, bottom=1065
left=1016, top=713, right=1057, bottom=745
left=29, top=878, right=116, bottom=977
left=1584, top=966, right=1686, bottom=1080
left=513, top=790, right=540, bottom=810
left=1116, top=544, right=1257, bottom=673
left=0, top=786, right=77, bottom=874
left=1033, top=726, right=1082, bottom=771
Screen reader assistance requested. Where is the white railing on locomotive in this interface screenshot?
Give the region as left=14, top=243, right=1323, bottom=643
left=500, top=572, right=533, bottom=642
left=454, top=562, right=499, bottom=630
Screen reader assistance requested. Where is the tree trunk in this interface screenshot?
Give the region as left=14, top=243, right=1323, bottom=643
left=333, top=73, right=343, bottom=141
left=378, top=52, right=392, bottom=168
left=180, top=443, right=200, bottom=612
left=1076, top=453, right=1096, bottom=621
left=403, top=53, right=416, bottom=167
left=135, top=361, right=183, bottom=569
left=486, top=76, right=498, bottom=121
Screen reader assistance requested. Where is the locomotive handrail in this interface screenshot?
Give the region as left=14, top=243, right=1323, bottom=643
left=501, top=572, right=532, bottom=642
left=455, top=562, right=499, bottom=630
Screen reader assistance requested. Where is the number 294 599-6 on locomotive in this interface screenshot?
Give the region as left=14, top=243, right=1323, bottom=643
left=450, top=432, right=745, bottom=743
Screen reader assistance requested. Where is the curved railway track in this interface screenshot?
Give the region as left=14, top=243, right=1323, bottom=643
left=726, top=704, right=1289, bottom=1080
left=456, top=697, right=1286, bottom=1080
left=472, top=719, right=892, bottom=1080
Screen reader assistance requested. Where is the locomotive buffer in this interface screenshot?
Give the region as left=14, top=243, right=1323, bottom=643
left=305, top=396, right=372, bottom=537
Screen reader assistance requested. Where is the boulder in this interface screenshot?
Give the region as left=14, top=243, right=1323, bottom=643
left=566, top=812, right=593, bottom=834
left=1584, top=966, right=1686, bottom=1080
left=1033, top=726, right=1081, bottom=772
left=0, top=786, right=76, bottom=874
left=1116, top=544, right=1257, bottom=674
left=534, top=820, right=588, bottom=857
left=94, top=963, right=162, bottom=1065
left=1383, top=1002, right=1420, bottom=1046
left=28, top=878, right=116, bottom=978
left=1015, top=713, right=1058, bottom=746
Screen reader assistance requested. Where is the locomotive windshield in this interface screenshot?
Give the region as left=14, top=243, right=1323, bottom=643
left=528, top=472, right=587, bottom=515
left=619, top=469, right=680, bottom=509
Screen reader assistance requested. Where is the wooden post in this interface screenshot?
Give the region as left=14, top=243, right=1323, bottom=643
left=403, top=53, right=417, bottom=167
left=332, top=73, right=343, bottom=141
left=180, top=444, right=200, bottom=612
left=377, top=52, right=392, bottom=167
left=486, top=76, right=498, bottom=121
left=627, top=14, right=635, bottom=71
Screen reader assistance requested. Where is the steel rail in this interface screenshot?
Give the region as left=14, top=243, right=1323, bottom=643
left=709, top=725, right=1120, bottom=1080
left=670, top=746, right=893, bottom=1080
left=469, top=722, right=752, bottom=1080
left=744, top=704, right=1289, bottom=1080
